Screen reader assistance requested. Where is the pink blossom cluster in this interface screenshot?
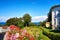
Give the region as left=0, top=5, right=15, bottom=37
left=5, top=25, right=35, bottom=40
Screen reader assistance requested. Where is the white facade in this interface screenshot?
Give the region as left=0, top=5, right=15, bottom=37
left=52, top=7, right=60, bottom=30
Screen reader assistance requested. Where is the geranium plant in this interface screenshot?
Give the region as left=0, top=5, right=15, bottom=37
left=4, top=25, right=35, bottom=40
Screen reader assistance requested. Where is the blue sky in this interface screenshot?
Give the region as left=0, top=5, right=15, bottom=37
left=0, top=0, right=60, bottom=22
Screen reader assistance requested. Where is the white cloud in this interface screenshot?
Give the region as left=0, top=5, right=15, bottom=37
left=0, top=16, right=12, bottom=22
left=32, top=16, right=47, bottom=22
left=0, top=16, right=47, bottom=22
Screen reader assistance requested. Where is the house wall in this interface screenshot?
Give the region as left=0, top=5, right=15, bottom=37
left=52, top=7, right=60, bottom=30
left=46, top=22, right=50, bottom=28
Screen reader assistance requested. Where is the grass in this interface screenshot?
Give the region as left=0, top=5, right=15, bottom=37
left=22, top=26, right=51, bottom=40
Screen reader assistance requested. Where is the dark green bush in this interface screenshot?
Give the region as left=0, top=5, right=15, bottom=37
left=29, top=23, right=37, bottom=26
left=41, top=27, right=60, bottom=40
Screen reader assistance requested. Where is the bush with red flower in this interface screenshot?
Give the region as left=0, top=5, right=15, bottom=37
left=4, top=25, right=35, bottom=40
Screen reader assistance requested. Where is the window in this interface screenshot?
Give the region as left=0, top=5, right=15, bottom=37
left=54, top=19, right=56, bottom=25
left=58, top=18, right=60, bottom=25
left=59, top=22, right=60, bottom=25
left=56, top=11, right=59, bottom=15
left=59, top=27, right=60, bottom=29
left=57, top=10, right=60, bottom=17
left=58, top=10, right=60, bottom=12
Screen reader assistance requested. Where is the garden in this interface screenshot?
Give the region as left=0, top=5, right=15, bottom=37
left=3, top=14, right=60, bottom=40
left=4, top=25, right=50, bottom=40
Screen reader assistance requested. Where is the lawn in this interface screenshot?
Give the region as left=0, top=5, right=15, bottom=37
left=22, top=26, right=51, bottom=40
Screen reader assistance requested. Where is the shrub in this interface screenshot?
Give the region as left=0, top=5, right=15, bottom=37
left=41, top=27, right=60, bottom=40
left=29, top=23, right=37, bottom=26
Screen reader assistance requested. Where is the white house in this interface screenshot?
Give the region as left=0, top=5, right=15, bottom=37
left=51, top=5, right=60, bottom=30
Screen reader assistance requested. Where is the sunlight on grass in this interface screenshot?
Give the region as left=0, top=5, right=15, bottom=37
left=23, top=26, right=50, bottom=40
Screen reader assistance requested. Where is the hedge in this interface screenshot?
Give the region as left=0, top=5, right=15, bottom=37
left=40, top=27, right=60, bottom=40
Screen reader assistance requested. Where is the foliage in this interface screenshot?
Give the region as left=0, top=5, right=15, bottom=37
left=23, top=13, right=31, bottom=26
left=40, top=21, right=46, bottom=27
left=16, top=18, right=24, bottom=28
left=29, top=22, right=37, bottom=26
left=6, top=17, right=24, bottom=28
left=23, top=26, right=50, bottom=40
left=6, top=17, right=19, bottom=26
left=40, top=27, right=60, bottom=40
left=6, top=13, right=32, bottom=28
left=48, top=12, right=51, bottom=22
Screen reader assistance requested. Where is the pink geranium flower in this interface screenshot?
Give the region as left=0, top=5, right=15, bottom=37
left=21, top=30, right=27, bottom=36
left=5, top=25, right=35, bottom=40
left=10, top=34, right=16, bottom=40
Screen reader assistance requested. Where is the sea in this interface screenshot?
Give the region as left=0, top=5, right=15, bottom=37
left=32, top=22, right=40, bottom=25
left=0, top=22, right=40, bottom=26
left=0, top=22, right=6, bottom=26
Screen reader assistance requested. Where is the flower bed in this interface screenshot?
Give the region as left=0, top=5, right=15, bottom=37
left=4, top=25, right=35, bottom=40
left=22, top=27, right=50, bottom=40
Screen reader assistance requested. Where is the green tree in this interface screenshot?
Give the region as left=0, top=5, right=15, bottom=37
left=48, top=11, right=52, bottom=22
left=29, top=22, right=36, bottom=26
left=6, top=17, right=19, bottom=26
left=40, top=21, right=46, bottom=27
left=17, top=18, right=24, bottom=28
left=23, top=13, right=31, bottom=27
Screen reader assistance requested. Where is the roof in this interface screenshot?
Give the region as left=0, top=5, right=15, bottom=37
left=50, top=5, right=60, bottom=11
left=49, top=5, right=60, bottom=15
